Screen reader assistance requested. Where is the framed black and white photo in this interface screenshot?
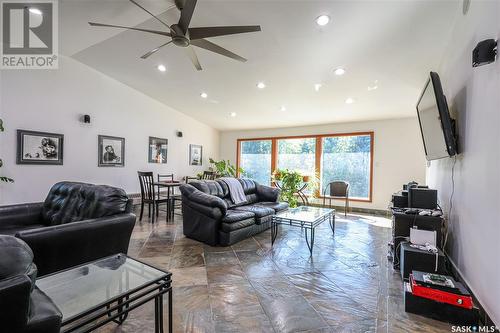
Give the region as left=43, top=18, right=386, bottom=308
left=17, top=130, right=64, bottom=165
left=98, top=135, right=125, bottom=167
left=189, top=144, right=202, bottom=166
left=148, top=137, right=168, bottom=164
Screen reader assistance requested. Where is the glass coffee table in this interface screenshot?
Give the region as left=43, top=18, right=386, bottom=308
left=271, top=206, right=336, bottom=255
left=36, top=254, right=172, bottom=333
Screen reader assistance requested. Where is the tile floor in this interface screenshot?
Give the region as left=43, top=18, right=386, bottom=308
left=99, top=208, right=452, bottom=333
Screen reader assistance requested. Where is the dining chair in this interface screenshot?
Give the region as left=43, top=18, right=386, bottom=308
left=158, top=174, right=182, bottom=221
left=323, top=181, right=350, bottom=216
left=202, top=171, right=216, bottom=180
left=185, top=176, right=199, bottom=183
left=137, top=171, right=167, bottom=223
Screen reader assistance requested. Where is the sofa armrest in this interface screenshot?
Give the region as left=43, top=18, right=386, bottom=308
left=0, top=203, right=44, bottom=228
left=256, top=184, right=280, bottom=202
left=180, top=184, right=227, bottom=216
left=16, top=213, right=136, bottom=277
left=0, top=275, right=32, bottom=331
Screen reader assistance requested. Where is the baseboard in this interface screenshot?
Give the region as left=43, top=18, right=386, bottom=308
left=445, top=252, right=498, bottom=329
left=305, top=202, right=389, bottom=217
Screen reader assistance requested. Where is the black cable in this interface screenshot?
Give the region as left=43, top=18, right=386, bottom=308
left=443, top=155, right=457, bottom=248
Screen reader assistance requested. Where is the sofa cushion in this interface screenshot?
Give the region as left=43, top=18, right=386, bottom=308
left=189, top=180, right=227, bottom=198
left=42, top=182, right=129, bottom=226
left=222, top=210, right=255, bottom=223
left=255, top=202, right=289, bottom=213
left=222, top=210, right=256, bottom=232
left=232, top=204, right=275, bottom=218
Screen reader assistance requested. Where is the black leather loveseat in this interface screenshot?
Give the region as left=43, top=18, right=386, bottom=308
left=0, top=182, right=136, bottom=276
left=180, top=178, right=288, bottom=246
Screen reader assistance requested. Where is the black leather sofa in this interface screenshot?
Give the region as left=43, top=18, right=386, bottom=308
left=180, top=178, right=288, bottom=246
left=0, top=182, right=136, bottom=276
left=0, top=235, right=62, bottom=333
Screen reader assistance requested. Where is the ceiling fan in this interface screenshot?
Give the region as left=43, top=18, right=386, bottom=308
left=88, top=0, right=261, bottom=70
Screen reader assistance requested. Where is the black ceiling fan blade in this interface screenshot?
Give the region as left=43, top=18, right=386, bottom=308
left=189, top=25, right=261, bottom=40
left=191, top=39, right=247, bottom=62
left=140, top=40, right=172, bottom=59
left=128, top=0, right=174, bottom=33
left=178, top=0, right=197, bottom=33
left=88, top=22, right=171, bottom=37
left=185, top=46, right=202, bottom=70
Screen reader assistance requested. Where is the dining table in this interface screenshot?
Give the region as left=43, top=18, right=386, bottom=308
left=152, top=181, right=181, bottom=222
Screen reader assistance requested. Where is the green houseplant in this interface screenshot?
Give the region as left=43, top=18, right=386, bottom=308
left=0, top=119, right=14, bottom=183
left=272, top=169, right=306, bottom=208
left=208, top=158, right=243, bottom=177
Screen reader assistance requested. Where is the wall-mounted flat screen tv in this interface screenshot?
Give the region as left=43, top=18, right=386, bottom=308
left=416, top=72, right=457, bottom=161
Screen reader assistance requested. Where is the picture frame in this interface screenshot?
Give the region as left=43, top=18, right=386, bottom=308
left=148, top=137, right=168, bottom=164
left=16, top=129, right=64, bottom=165
left=98, top=135, right=125, bottom=167
left=189, top=144, right=203, bottom=166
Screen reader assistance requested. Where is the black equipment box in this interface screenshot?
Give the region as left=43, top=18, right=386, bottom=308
left=404, top=282, right=479, bottom=326
left=392, top=194, right=408, bottom=208
left=409, top=187, right=437, bottom=209
left=391, top=211, right=443, bottom=268
left=400, top=242, right=447, bottom=280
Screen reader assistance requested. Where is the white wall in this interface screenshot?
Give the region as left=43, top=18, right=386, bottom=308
left=0, top=56, right=219, bottom=204
left=426, top=0, right=500, bottom=325
left=220, top=118, right=427, bottom=211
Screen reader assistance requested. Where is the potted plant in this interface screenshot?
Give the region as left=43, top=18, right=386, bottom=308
left=272, top=169, right=306, bottom=208
left=0, top=119, right=13, bottom=183
left=208, top=158, right=243, bottom=178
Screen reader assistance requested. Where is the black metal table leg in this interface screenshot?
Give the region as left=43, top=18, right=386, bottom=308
left=154, top=294, right=164, bottom=333
left=168, top=287, right=172, bottom=333
left=304, top=227, right=315, bottom=255
left=329, top=213, right=335, bottom=234
left=271, top=220, right=278, bottom=245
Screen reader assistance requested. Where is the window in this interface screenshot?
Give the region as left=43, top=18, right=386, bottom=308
left=277, top=138, right=316, bottom=177
left=321, top=134, right=372, bottom=200
left=238, top=140, right=272, bottom=185
left=237, top=132, right=373, bottom=201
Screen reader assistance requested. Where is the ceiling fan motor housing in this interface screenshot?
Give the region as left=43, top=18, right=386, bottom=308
left=171, top=24, right=190, bottom=47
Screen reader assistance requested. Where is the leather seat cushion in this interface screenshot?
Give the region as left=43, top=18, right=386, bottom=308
left=255, top=202, right=289, bottom=212
left=222, top=210, right=255, bottom=223
left=221, top=218, right=255, bottom=232
left=232, top=205, right=275, bottom=218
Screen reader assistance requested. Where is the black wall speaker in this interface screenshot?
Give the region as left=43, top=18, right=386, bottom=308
left=176, top=131, right=183, bottom=137
left=83, top=115, right=91, bottom=123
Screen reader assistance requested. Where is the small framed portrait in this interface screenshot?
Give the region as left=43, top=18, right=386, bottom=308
left=98, top=135, right=125, bottom=167
left=189, top=144, right=202, bottom=166
left=17, top=130, right=64, bottom=165
left=148, top=137, right=168, bottom=164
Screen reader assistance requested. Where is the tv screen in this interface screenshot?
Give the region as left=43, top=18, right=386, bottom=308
left=416, top=72, right=457, bottom=161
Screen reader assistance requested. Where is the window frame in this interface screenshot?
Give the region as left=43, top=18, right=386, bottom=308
left=236, top=132, right=374, bottom=203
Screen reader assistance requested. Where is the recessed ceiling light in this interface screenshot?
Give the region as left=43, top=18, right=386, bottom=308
left=256, top=82, right=266, bottom=89
left=230, top=112, right=237, bottom=117
left=316, top=15, right=330, bottom=26
left=345, top=97, right=355, bottom=104
left=157, top=64, right=166, bottom=72
left=200, top=92, right=208, bottom=98
left=314, top=83, right=322, bottom=92
left=280, top=106, right=286, bottom=112
left=28, top=8, right=42, bottom=15
left=368, top=80, right=379, bottom=91
left=334, top=67, right=346, bottom=76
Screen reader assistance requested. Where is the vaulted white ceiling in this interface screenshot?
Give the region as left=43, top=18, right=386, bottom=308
left=62, top=0, right=460, bottom=130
